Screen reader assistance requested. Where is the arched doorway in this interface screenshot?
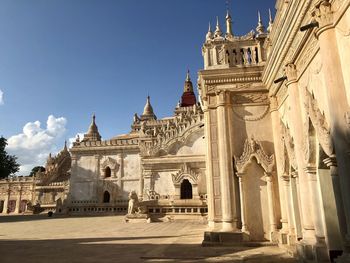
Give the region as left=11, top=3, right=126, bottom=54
left=103, top=191, right=110, bottom=203
left=180, top=179, right=193, bottom=199
left=105, top=167, right=111, bottom=178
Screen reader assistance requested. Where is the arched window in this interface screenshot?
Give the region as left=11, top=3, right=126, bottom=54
left=105, top=166, right=111, bottom=178
left=180, top=179, right=193, bottom=199
left=103, top=191, right=110, bottom=203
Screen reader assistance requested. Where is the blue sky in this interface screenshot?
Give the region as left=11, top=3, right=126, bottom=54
left=0, top=0, right=276, bottom=174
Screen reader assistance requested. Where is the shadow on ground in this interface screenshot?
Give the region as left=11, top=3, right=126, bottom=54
left=0, top=214, right=118, bottom=223
left=0, top=237, right=297, bottom=263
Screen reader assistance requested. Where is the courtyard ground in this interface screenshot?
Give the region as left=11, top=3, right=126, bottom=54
left=0, top=215, right=297, bottom=263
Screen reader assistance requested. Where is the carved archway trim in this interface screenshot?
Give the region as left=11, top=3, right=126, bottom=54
left=100, top=157, right=118, bottom=170
left=235, top=137, right=275, bottom=174
left=171, top=163, right=199, bottom=186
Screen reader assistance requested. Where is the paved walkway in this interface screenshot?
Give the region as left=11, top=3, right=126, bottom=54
left=0, top=215, right=297, bottom=263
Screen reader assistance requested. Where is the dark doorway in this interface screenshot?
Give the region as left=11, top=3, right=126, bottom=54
left=103, top=191, right=110, bottom=203
left=105, top=167, right=111, bottom=178
left=20, top=200, right=27, bottom=213
left=0, top=200, right=4, bottom=213
left=8, top=200, right=16, bottom=213
left=180, top=179, right=193, bottom=199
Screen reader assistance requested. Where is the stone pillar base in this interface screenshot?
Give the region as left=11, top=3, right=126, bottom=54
left=202, top=231, right=244, bottom=246
left=220, top=222, right=237, bottom=232
left=296, top=240, right=330, bottom=262
left=278, top=231, right=297, bottom=246
left=270, top=231, right=279, bottom=243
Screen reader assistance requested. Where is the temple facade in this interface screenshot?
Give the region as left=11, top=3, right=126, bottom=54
left=67, top=71, right=207, bottom=218
left=1, top=0, right=350, bottom=261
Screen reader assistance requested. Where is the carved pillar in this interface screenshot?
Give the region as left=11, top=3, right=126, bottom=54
left=117, top=153, right=123, bottom=197
left=281, top=174, right=296, bottom=244
left=70, top=155, right=78, bottom=203
left=139, top=169, right=144, bottom=200
left=285, top=63, right=316, bottom=242
left=14, top=187, right=22, bottom=213
left=216, top=90, right=237, bottom=232
left=94, top=155, right=100, bottom=178
left=143, top=171, right=153, bottom=199
left=202, top=99, right=216, bottom=230
left=237, top=173, right=248, bottom=234
left=304, top=166, right=325, bottom=242
left=265, top=173, right=278, bottom=242
left=270, top=96, right=289, bottom=232
left=2, top=188, right=9, bottom=214
left=291, top=171, right=303, bottom=239
left=323, top=156, right=347, bottom=252
left=313, top=2, right=350, bottom=251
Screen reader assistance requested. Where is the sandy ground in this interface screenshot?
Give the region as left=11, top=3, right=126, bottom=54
left=0, top=215, right=297, bottom=263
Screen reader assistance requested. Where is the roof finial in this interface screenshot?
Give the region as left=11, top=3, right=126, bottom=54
left=206, top=22, right=213, bottom=41
left=256, top=10, right=265, bottom=34
left=225, top=0, right=233, bottom=37
left=267, top=9, right=273, bottom=33
left=64, top=140, right=67, bottom=151
left=186, top=69, right=191, bottom=82
left=214, top=16, right=222, bottom=38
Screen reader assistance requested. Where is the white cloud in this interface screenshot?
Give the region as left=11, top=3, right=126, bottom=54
left=6, top=115, right=67, bottom=175
left=0, top=89, right=3, bottom=105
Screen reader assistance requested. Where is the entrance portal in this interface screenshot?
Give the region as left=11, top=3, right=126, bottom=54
left=180, top=179, right=193, bottom=199
left=103, top=191, right=110, bottom=203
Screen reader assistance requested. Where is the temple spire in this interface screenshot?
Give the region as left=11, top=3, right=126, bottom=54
left=180, top=70, right=196, bottom=107
left=267, top=9, right=273, bottom=33
left=82, top=113, right=102, bottom=142
left=206, top=22, right=213, bottom=41
left=225, top=8, right=233, bottom=37
left=214, top=16, right=222, bottom=38
left=256, top=11, right=265, bottom=34
left=140, top=96, right=157, bottom=121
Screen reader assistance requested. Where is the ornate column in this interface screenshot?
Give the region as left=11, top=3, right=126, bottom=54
left=94, top=155, right=100, bottom=178
left=265, top=173, right=278, bottom=242
left=14, top=186, right=22, bottom=213
left=139, top=169, right=144, bottom=200
left=313, top=2, right=350, bottom=249
left=202, top=98, right=216, bottom=230
left=291, top=171, right=303, bottom=239
left=281, top=174, right=296, bottom=244
left=216, top=90, right=237, bottom=232
left=304, top=166, right=326, bottom=242
left=143, top=171, right=153, bottom=199
left=2, top=188, right=9, bottom=214
left=270, top=96, right=289, bottom=232
left=237, top=173, right=248, bottom=234
left=70, top=155, right=79, bottom=203
left=323, top=156, right=349, bottom=255
left=285, top=63, right=316, bottom=241
left=117, top=153, right=123, bottom=197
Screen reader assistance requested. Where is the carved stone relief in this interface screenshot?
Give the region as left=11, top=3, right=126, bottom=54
left=234, top=137, right=275, bottom=173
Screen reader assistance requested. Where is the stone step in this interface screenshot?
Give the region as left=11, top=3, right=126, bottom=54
left=202, top=231, right=277, bottom=247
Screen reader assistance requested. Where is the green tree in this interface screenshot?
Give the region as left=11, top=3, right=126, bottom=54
left=0, top=136, right=20, bottom=179
left=29, top=166, right=46, bottom=177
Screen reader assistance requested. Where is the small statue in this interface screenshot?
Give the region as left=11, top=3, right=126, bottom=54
left=128, top=190, right=139, bottom=214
